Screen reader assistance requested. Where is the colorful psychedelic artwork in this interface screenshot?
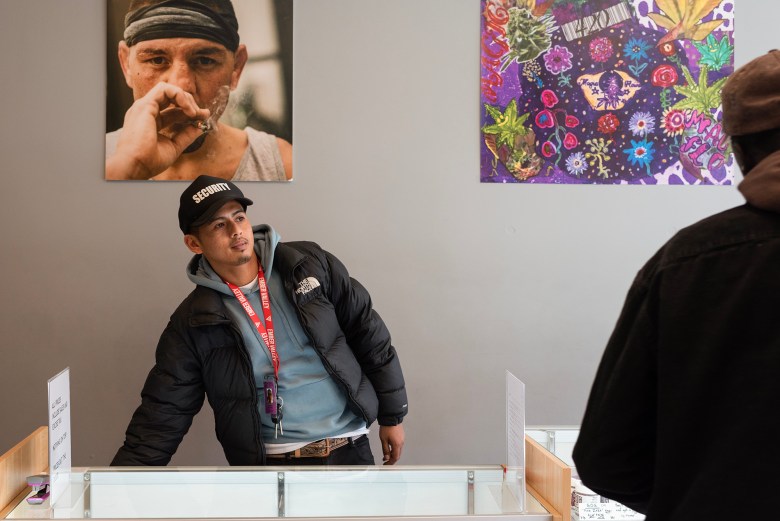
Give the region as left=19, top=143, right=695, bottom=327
left=480, top=0, right=735, bottom=185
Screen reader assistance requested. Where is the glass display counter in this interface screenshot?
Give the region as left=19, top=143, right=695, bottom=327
left=4, top=466, right=553, bottom=521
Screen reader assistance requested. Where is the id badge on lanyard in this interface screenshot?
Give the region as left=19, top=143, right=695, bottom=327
left=263, top=375, right=283, bottom=435
left=225, top=267, right=284, bottom=436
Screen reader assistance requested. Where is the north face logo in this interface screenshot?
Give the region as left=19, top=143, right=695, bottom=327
left=295, top=277, right=321, bottom=295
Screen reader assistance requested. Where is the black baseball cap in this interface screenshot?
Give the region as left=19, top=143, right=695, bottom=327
left=178, top=175, right=253, bottom=234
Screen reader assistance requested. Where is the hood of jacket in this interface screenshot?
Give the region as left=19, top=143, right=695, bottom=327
left=738, top=150, right=780, bottom=213
left=186, top=224, right=281, bottom=293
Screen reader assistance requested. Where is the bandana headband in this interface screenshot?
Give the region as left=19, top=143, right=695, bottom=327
left=124, top=0, right=239, bottom=52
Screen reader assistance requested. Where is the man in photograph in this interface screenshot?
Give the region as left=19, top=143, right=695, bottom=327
left=105, top=0, right=292, bottom=181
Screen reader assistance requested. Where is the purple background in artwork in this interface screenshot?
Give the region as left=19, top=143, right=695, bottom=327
left=480, top=1, right=735, bottom=185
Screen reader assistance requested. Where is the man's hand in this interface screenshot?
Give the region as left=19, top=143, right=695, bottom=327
left=106, top=82, right=210, bottom=180
left=379, top=424, right=405, bottom=465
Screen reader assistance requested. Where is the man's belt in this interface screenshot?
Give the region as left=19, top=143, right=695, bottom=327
left=266, top=436, right=358, bottom=459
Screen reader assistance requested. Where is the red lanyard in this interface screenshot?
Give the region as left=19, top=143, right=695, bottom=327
left=225, top=267, right=279, bottom=379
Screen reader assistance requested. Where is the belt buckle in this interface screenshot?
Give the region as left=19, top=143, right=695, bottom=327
left=299, top=439, right=330, bottom=458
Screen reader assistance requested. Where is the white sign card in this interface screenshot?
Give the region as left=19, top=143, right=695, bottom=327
left=505, top=370, right=526, bottom=511
left=48, top=367, right=71, bottom=505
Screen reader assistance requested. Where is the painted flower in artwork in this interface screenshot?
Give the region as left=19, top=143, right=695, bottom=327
left=629, top=111, right=656, bottom=136
left=535, top=109, right=555, bottom=128
left=597, top=113, right=620, bottom=135
left=543, top=45, right=574, bottom=74
left=659, top=41, right=677, bottom=57
left=623, top=38, right=652, bottom=61
left=541, top=141, right=557, bottom=157
left=565, top=114, right=580, bottom=128
left=541, top=89, right=559, bottom=108
left=623, top=139, right=655, bottom=174
left=563, top=132, right=579, bottom=150
left=662, top=108, right=686, bottom=136
left=565, top=152, right=588, bottom=176
left=589, top=37, right=614, bottom=63
left=651, top=64, right=679, bottom=88
left=523, top=60, right=543, bottom=86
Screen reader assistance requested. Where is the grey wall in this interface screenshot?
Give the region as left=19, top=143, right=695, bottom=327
left=0, top=0, right=761, bottom=466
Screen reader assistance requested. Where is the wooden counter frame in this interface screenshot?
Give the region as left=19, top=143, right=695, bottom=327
left=525, top=435, right=570, bottom=521
left=0, top=427, right=48, bottom=516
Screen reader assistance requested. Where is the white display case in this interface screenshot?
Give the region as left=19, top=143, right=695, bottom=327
left=4, top=465, right=553, bottom=521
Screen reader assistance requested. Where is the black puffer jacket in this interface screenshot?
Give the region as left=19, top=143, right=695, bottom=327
left=112, top=241, right=407, bottom=466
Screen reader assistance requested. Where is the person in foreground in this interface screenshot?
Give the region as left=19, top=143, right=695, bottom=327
left=572, top=50, right=780, bottom=519
left=112, top=175, right=407, bottom=465
left=105, top=0, right=292, bottom=181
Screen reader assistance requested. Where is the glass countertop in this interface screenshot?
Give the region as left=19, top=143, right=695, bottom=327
left=6, top=465, right=551, bottom=521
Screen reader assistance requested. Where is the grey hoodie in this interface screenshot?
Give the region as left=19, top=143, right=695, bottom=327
left=186, top=225, right=366, bottom=444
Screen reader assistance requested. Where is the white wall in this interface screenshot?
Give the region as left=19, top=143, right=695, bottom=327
left=0, top=0, right=761, bottom=466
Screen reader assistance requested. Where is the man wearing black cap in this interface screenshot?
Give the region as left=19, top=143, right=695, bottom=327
left=572, top=51, right=780, bottom=519
left=105, top=0, right=292, bottom=181
left=112, top=175, right=407, bottom=466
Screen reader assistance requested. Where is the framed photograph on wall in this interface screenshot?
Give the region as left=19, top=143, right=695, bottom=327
left=105, top=0, right=293, bottom=182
